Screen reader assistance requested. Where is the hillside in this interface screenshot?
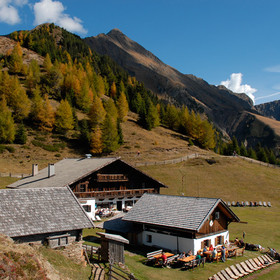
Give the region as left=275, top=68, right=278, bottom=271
left=0, top=112, right=204, bottom=175
left=85, top=29, right=280, bottom=151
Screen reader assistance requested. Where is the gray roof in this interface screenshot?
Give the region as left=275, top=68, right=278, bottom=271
left=123, top=193, right=239, bottom=232
left=8, top=157, right=119, bottom=189
left=97, top=232, right=129, bottom=244
left=0, top=187, right=94, bottom=237
left=97, top=212, right=134, bottom=233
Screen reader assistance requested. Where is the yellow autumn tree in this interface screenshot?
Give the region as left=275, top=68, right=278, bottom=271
left=8, top=42, right=23, bottom=73
left=88, top=96, right=106, bottom=129
left=117, top=91, right=129, bottom=122
left=37, top=95, right=55, bottom=131
left=90, top=125, right=103, bottom=154
left=55, top=99, right=74, bottom=132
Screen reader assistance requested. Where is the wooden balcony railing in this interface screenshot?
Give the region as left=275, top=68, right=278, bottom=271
left=96, top=174, right=128, bottom=182
left=74, top=188, right=156, bottom=199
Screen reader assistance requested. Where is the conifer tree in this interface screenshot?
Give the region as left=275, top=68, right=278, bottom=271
left=90, top=125, right=103, bottom=154
left=43, top=53, right=53, bottom=72
left=117, top=91, right=129, bottom=122
left=104, top=99, right=118, bottom=121
left=0, top=98, right=15, bottom=143
left=55, top=99, right=74, bottom=132
left=8, top=42, right=23, bottom=73
left=37, top=95, right=55, bottom=131
left=88, top=96, right=106, bottom=129
left=15, top=123, right=27, bottom=144
left=110, top=82, right=117, bottom=98
left=102, top=113, right=119, bottom=153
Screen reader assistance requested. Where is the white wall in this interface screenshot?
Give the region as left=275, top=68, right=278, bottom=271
left=141, top=230, right=229, bottom=254
left=79, top=199, right=96, bottom=220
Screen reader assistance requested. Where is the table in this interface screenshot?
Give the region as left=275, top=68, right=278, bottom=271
left=178, top=255, right=196, bottom=263
left=152, top=252, right=174, bottom=260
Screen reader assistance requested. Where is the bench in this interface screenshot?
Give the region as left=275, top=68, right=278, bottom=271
left=145, top=249, right=163, bottom=265
left=146, top=249, right=163, bottom=260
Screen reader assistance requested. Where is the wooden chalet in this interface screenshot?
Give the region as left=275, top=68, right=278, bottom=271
left=103, top=193, right=240, bottom=254
left=7, top=157, right=167, bottom=218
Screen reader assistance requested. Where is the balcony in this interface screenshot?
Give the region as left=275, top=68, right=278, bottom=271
left=96, top=174, right=129, bottom=182
left=74, top=188, right=156, bottom=199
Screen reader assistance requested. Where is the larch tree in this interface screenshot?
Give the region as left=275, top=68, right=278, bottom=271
left=8, top=42, right=23, bottom=74
left=37, top=95, right=55, bottom=131
left=55, top=99, right=74, bottom=133
left=102, top=113, right=119, bottom=153
left=117, top=91, right=129, bottom=122
left=88, top=96, right=106, bottom=129
left=0, top=98, right=15, bottom=143
left=43, top=53, right=53, bottom=73
left=90, top=125, right=103, bottom=155
left=110, top=81, right=117, bottom=98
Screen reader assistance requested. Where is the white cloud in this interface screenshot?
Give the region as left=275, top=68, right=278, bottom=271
left=33, top=0, right=87, bottom=34
left=220, top=73, right=257, bottom=104
left=264, top=65, right=280, bottom=73
left=0, top=0, right=26, bottom=25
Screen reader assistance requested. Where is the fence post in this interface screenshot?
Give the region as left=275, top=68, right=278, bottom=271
left=108, top=263, right=112, bottom=280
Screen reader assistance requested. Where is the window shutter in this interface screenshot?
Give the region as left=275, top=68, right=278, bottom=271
left=215, top=237, right=218, bottom=246
left=221, top=235, right=224, bottom=244
left=201, top=241, right=204, bottom=249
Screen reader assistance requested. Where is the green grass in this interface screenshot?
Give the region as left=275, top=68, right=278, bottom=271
left=0, top=177, right=18, bottom=189
left=120, top=156, right=280, bottom=279
left=39, top=246, right=92, bottom=280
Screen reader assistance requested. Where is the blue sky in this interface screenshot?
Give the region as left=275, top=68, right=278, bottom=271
left=1, top=0, right=280, bottom=105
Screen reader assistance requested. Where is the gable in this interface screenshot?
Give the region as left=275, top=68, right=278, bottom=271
left=0, top=187, right=94, bottom=237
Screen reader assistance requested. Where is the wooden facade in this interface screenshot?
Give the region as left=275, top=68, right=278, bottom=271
left=71, top=160, right=163, bottom=200
left=98, top=233, right=129, bottom=264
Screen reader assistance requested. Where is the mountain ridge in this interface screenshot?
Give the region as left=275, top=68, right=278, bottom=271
left=84, top=29, right=280, bottom=150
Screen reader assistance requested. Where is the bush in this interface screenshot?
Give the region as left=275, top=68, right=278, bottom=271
left=5, top=146, right=15, bottom=153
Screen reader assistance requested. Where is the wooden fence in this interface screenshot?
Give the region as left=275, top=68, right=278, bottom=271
left=0, top=172, right=30, bottom=178
left=108, top=264, right=137, bottom=280
left=134, top=153, right=199, bottom=167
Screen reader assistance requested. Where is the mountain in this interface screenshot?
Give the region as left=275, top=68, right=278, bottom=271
left=255, top=100, right=280, bottom=121
left=84, top=29, right=280, bottom=150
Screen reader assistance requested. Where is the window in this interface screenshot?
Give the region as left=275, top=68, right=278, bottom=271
left=83, top=205, right=91, bottom=212
left=215, top=212, right=220, bottom=220
left=146, top=234, right=152, bottom=243
left=217, top=235, right=224, bottom=245
left=203, top=239, right=210, bottom=247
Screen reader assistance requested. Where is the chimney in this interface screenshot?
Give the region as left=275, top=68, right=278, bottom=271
left=32, top=164, right=38, bottom=176
left=48, top=164, right=55, bottom=177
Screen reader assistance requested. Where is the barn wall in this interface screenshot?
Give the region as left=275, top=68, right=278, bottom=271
left=12, top=229, right=82, bottom=247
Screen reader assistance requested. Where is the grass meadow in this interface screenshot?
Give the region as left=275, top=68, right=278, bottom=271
left=123, top=156, right=280, bottom=279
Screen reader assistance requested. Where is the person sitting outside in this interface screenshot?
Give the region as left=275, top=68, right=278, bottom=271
left=187, top=249, right=193, bottom=256
left=196, top=253, right=202, bottom=265
left=212, top=248, right=217, bottom=261
left=179, top=252, right=185, bottom=259
left=203, top=245, right=208, bottom=253
left=161, top=252, right=167, bottom=267
left=234, top=237, right=240, bottom=246
left=209, top=244, right=214, bottom=251
left=221, top=246, right=226, bottom=262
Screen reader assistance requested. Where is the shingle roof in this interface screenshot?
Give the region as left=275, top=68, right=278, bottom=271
left=8, top=157, right=119, bottom=189
left=123, top=193, right=238, bottom=232
left=0, top=187, right=94, bottom=237
left=97, top=212, right=135, bottom=233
